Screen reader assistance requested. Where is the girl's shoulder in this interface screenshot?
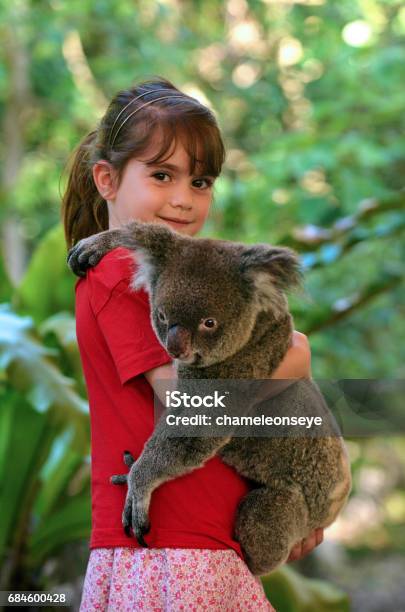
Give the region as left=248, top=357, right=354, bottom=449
left=75, top=246, right=147, bottom=318
left=88, top=246, right=136, bottom=291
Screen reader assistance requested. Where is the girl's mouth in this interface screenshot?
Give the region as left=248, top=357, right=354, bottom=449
left=157, top=216, right=193, bottom=229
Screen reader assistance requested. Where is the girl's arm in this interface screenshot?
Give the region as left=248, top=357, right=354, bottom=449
left=145, top=362, right=176, bottom=404
left=145, top=330, right=312, bottom=401
left=271, top=330, right=312, bottom=379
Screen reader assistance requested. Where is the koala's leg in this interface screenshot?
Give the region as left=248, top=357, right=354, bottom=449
left=67, top=220, right=178, bottom=276
left=118, top=431, right=231, bottom=545
left=235, top=484, right=309, bottom=576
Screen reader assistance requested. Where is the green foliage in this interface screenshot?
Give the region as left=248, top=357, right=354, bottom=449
left=0, top=385, right=50, bottom=563
left=29, top=495, right=90, bottom=567
left=0, top=254, right=13, bottom=303
left=0, top=304, right=90, bottom=588
left=14, top=225, right=76, bottom=325
left=261, top=565, right=350, bottom=612
left=0, top=303, right=88, bottom=437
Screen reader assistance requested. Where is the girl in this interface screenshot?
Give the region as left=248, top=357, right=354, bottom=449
left=62, top=77, right=323, bottom=611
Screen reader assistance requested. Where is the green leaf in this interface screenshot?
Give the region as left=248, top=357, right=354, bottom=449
left=0, top=386, right=56, bottom=564
left=15, top=224, right=76, bottom=325
left=261, top=565, right=350, bottom=612
left=39, top=311, right=85, bottom=388
left=0, top=304, right=88, bottom=444
left=28, top=494, right=91, bottom=567
left=0, top=254, right=13, bottom=303
left=34, top=434, right=88, bottom=520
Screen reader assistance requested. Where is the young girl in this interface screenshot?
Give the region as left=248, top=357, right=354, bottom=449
left=62, top=77, right=323, bottom=611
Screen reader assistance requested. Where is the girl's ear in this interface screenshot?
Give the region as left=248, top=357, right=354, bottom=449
left=239, top=244, right=302, bottom=315
left=92, top=160, right=118, bottom=200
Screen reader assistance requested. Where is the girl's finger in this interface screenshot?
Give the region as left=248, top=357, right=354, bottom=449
left=300, top=535, right=315, bottom=557
left=287, top=541, right=303, bottom=562
left=315, top=528, right=324, bottom=546
left=287, top=526, right=324, bottom=563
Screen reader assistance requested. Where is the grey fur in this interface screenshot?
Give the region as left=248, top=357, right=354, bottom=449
left=68, top=221, right=351, bottom=575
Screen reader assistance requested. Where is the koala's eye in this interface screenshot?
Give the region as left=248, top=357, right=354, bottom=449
left=157, top=310, right=167, bottom=323
left=199, top=318, right=217, bottom=331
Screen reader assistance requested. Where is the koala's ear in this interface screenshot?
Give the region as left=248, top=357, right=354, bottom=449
left=120, top=220, right=176, bottom=258
left=239, top=245, right=302, bottom=313
left=118, top=221, right=178, bottom=291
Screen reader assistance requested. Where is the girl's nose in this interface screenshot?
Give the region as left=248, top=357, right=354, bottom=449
left=168, top=185, right=193, bottom=210
left=169, top=199, right=192, bottom=210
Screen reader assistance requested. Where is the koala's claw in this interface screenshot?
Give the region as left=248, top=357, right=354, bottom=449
left=122, top=494, right=151, bottom=547
left=110, top=473, right=128, bottom=485
left=110, top=451, right=136, bottom=485
left=66, top=237, right=104, bottom=277
left=136, top=527, right=151, bottom=548
left=110, top=450, right=151, bottom=546
left=123, top=450, right=135, bottom=467
left=123, top=524, right=150, bottom=548
left=66, top=246, right=86, bottom=277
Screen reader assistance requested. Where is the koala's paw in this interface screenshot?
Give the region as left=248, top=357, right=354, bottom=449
left=67, top=235, right=106, bottom=277
left=244, top=553, right=282, bottom=576
left=122, top=493, right=151, bottom=547
left=111, top=451, right=151, bottom=547
left=238, top=533, right=290, bottom=575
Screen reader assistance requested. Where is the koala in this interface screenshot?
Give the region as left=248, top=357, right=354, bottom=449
left=68, top=221, right=352, bottom=575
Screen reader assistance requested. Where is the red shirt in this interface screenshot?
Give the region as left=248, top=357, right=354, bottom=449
left=75, top=247, right=251, bottom=558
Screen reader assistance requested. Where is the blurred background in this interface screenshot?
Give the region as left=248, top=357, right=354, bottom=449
left=0, top=0, right=404, bottom=610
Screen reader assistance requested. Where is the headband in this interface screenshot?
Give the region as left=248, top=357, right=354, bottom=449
left=109, top=90, right=187, bottom=148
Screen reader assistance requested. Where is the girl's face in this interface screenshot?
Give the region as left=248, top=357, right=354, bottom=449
left=94, top=136, right=216, bottom=237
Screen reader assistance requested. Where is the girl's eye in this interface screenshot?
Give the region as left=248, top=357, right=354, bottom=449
left=199, top=318, right=217, bottom=331
left=193, top=178, right=213, bottom=190
left=152, top=172, right=170, bottom=182
left=152, top=173, right=213, bottom=190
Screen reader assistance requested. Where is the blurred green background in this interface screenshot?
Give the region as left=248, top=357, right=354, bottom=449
left=0, top=0, right=404, bottom=610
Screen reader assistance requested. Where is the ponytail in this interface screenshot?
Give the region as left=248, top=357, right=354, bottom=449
left=61, top=131, right=108, bottom=249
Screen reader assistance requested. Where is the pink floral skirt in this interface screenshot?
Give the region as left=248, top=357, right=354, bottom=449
left=80, top=547, right=275, bottom=611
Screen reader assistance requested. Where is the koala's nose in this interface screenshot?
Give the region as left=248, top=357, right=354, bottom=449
left=167, top=324, right=191, bottom=359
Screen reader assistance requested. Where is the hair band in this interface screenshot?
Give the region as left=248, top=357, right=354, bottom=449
left=108, top=88, right=167, bottom=146
left=110, top=94, right=187, bottom=148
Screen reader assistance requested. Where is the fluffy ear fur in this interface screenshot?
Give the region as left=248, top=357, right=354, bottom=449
left=131, top=250, right=155, bottom=292
left=240, top=245, right=302, bottom=315
left=120, top=221, right=179, bottom=291
left=121, top=220, right=177, bottom=258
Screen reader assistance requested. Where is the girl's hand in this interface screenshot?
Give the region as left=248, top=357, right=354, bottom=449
left=287, top=528, right=324, bottom=563
left=271, top=331, right=312, bottom=379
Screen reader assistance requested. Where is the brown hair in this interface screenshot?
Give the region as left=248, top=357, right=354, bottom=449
left=61, top=77, right=226, bottom=248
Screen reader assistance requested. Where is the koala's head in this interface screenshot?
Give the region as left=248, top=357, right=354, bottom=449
left=128, top=221, right=301, bottom=367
